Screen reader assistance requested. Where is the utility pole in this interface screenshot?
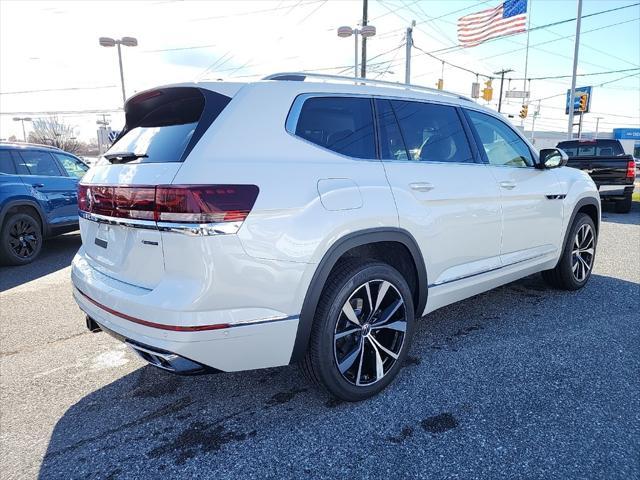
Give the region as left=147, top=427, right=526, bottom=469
left=594, top=116, right=603, bottom=138
left=531, top=101, right=540, bottom=144
left=360, top=0, right=368, bottom=78
left=405, top=20, right=415, bottom=84
left=567, top=0, right=583, bottom=139
left=494, top=68, right=513, bottom=113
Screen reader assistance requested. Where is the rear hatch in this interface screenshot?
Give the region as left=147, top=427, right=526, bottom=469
left=79, top=85, right=233, bottom=289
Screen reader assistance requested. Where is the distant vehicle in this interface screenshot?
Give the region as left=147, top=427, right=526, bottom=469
left=0, top=142, right=89, bottom=265
left=556, top=139, right=636, bottom=213
left=71, top=73, right=600, bottom=401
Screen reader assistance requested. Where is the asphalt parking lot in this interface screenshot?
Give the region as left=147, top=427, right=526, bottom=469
left=1, top=203, right=639, bottom=480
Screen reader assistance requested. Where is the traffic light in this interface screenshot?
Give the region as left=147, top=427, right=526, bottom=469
left=436, top=79, right=444, bottom=90
left=482, top=80, right=493, bottom=101
left=578, top=94, right=588, bottom=112
left=519, top=104, right=528, bottom=119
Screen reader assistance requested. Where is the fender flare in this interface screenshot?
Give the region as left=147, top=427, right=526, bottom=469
left=559, top=196, right=600, bottom=256
left=289, top=227, right=427, bottom=363
left=0, top=199, right=48, bottom=236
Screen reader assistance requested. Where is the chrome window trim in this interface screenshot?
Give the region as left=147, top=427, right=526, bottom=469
left=79, top=210, right=241, bottom=236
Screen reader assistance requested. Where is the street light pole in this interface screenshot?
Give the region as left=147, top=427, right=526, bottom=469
left=99, top=36, right=138, bottom=105
left=116, top=42, right=126, bottom=103
left=337, top=25, right=376, bottom=79
left=594, top=116, right=603, bottom=138
left=12, top=117, right=32, bottom=142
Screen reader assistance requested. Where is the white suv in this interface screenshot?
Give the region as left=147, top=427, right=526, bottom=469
left=71, top=73, right=600, bottom=401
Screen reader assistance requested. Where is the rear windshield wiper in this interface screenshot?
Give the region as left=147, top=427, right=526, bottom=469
left=104, top=151, right=149, bottom=164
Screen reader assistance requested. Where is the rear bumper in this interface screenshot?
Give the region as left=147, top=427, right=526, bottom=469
left=598, top=185, right=634, bottom=199
left=71, top=251, right=301, bottom=372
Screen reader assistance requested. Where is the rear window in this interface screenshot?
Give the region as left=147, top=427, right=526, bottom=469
left=292, top=96, right=376, bottom=159
left=105, top=87, right=231, bottom=164
left=557, top=140, right=624, bottom=157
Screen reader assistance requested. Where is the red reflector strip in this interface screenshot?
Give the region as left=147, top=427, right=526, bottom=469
left=76, top=289, right=231, bottom=332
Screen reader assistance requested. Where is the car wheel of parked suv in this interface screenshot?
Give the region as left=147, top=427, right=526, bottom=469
left=542, top=213, right=597, bottom=290
left=0, top=212, right=43, bottom=266
left=614, top=194, right=633, bottom=214
left=302, top=260, right=415, bottom=401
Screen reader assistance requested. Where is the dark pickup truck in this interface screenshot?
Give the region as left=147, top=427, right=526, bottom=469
left=556, top=139, right=636, bottom=213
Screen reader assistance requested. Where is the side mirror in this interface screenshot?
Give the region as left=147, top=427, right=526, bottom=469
left=537, top=148, right=568, bottom=169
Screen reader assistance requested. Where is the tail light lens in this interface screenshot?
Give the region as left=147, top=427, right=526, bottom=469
left=627, top=160, right=636, bottom=179
left=78, top=184, right=259, bottom=224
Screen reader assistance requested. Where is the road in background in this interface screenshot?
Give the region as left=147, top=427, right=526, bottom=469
left=1, top=205, right=638, bottom=479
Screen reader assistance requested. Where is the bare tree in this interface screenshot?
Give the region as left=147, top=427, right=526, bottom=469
left=28, top=117, right=80, bottom=153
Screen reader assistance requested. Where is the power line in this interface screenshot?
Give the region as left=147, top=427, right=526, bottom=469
left=412, top=43, right=492, bottom=79
left=513, top=67, right=640, bottom=82
left=190, top=0, right=321, bottom=21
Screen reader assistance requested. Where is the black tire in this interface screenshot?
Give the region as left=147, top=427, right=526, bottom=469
left=614, top=194, right=632, bottom=214
left=0, top=212, right=43, bottom=266
left=542, top=213, right=597, bottom=290
left=301, top=259, right=415, bottom=401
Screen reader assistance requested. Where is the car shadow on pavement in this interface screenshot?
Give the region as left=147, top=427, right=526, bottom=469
left=36, top=273, right=640, bottom=479
left=0, top=232, right=81, bottom=292
left=600, top=200, right=640, bottom=226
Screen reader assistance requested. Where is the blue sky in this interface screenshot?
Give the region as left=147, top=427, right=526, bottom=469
left=0, top=0, right=638, bottom=141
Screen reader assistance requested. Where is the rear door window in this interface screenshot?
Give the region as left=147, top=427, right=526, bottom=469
left=292, top=96, right=376, bottom=159
left=106, top=87, right=231, bottom=164
left=54, top=153, right=89, bottom=178
left=15, top=150, right=63, bottom=176
left=389, top=100, right=474, bottom=163
left=0, top=150, right=16, bottom=174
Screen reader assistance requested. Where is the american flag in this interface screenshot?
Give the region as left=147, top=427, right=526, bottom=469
left=458, top=0, right=528, bottom=47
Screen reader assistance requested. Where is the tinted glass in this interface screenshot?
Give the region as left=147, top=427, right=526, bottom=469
left=467, top=110, right=533, bottom=167
left=0, top=151, right=16, bottom=174
left=17, top=150, right=62, bottom=176
left=390, top=100, right=474, bottom=163
left=105, top=89, right=230, bottom=164
left=556, top=140, right=624, bottom=157
left=54, top=153, right=88, bottom=179
left=295, top=97, right=376, bottom=159
left=375, top=99, right=408, bottom=161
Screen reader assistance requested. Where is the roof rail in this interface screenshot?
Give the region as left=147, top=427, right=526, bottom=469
left=0, top=141, right=63, bottom=151
left=263, top=72, right=473, bottom=102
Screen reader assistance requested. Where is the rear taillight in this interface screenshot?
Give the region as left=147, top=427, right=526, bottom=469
left=78, top=184, right=259, bottom=224
left=627, top=160, right=636, bottom=179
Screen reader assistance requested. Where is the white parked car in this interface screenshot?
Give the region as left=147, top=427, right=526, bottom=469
left=71, top=73, right=600, bottom=401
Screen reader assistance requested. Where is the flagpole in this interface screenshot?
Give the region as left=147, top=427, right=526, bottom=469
left=521, top=0, right=532, bottom=127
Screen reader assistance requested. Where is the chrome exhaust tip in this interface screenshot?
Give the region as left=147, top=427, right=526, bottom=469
left=126, top=341, right=206, bottom=374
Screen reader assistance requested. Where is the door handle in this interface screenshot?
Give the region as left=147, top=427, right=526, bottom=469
left=31, top=183, right=45, bottom=188
left=409, top=182, right=435, bottom=192
left=499, top=181, right=517, bottom=190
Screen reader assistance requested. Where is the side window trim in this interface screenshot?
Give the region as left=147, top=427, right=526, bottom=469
left=462, top=108, right=538, bottom=168
left=455, top=106, right=485, bottom=165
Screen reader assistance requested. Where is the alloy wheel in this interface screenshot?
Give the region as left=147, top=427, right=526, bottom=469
left=571, top=223, right=594, bottom=282
left=333, top=280, right=407, bottom=386
left=8, top=219, right=39, bottom=259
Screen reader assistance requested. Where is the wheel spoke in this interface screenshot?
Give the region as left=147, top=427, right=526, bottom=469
left=364, top=282, right=374, bottom=319
left=367, top=337, right=385, bottom=381
left=580, top=247, right=594, bottom=256
left=355, top=339, right=366, bottom=386
left=372, top=320, right=406, bottom=333
left=342, top=302, right=361, bottom=326
left=338, top=339, right=363, bottom=374
left=373, top=281, right=391, bottom=312
left=335, top=327, right=360, bottom=340
left=368, top=333, right=399, bottom=360
left=373, top=298, right=403, bottom=326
